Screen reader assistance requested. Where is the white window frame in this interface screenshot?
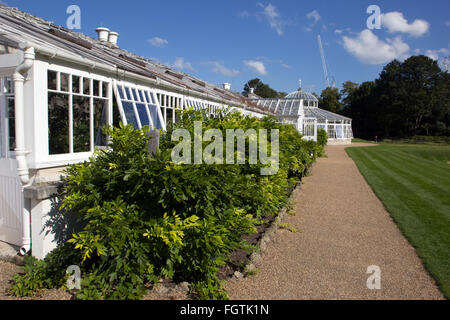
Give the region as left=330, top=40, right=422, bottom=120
left=113, top=80, right=166, bottom=131
left=46, top=68, right=111, bottom=157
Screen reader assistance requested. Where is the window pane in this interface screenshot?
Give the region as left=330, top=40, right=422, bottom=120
left=4, top=77, right=13, bottom=94
left=83, top=78, right=91, bottom=95
left=72, top=76, right=80, bottom=94
left=144, top=91, right=151, bottom=104
left=136, top=103, right=149, bottom=127
left=118, top=85, right=125, bottom=99
left=149, top=105, right=162, bottom=130
left=102, top=82, right=109, bottom=98
left=60, top=73, right=69, bottom=92
left=131, top=89, right=138, bottom=101
left=94, top=99, right=108, bottom=146
left=138, top=90, right=144, bottom=103
left=48, top=92, right=69, bottom=154
left=93, top=80, right=100, bottom=97
left=113, top=96, right=122, bottom=127
left=126, top=87, right=133, bottom=101
left=48, top=70, right=57, bottom=90
left=8, top=97, right=15, bottom=151
left=166, top=107, right=173, bottom=126
left=73, top=96, right=91, bottom=153
left=122, top=101, right=139, bottom=130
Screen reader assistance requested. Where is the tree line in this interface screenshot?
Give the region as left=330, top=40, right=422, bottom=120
left=318, top=55, right=449, bottom=139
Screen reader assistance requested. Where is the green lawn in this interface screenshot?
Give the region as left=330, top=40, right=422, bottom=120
left=346, top=144, right=450, bottom=299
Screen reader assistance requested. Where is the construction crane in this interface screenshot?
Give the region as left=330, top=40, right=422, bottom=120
left=317, top=35, right=336, bottom=88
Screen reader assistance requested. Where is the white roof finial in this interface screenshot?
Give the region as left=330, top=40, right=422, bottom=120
left=299, top=79, right=302, bottom=90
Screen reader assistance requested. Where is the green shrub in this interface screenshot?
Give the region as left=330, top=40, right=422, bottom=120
left=317, top=129, right=328, bottom=148
left=11, top=110, right=319, bottom=300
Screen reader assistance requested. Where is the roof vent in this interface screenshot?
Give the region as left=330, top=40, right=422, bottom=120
left=223, top=83, right=231, bottom=91
left=96, top=27, right=110, bottom=42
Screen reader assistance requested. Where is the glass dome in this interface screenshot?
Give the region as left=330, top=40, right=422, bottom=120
left=285, top=88, right=318, bottom=103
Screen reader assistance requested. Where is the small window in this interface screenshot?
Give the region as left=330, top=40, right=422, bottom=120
left=94, top=98, right=108, bottom=146
left=118, top=85, right=125, bottom=100
left=132, top=88, right=138, bottom=101
left=73, top=96, right=91, bottom=153
left=102, top=82, right=109, bottom=98
left=48, top=92, right=69, bottom=155
left=126, top=87, right=133, bottom=100
left=166, top=108, right=173, bottom=126
left=72, top=76, right=81, bottom=94
left=93, top=80, right=100, bottom=97
left=48, top=71, right=57, bottom=90
left=149, top=105, right=162, bottom=129
left=83, top=78, right=91, bottom=95
left=112, top=96, right=122, bottom=127
left=122, top=101, right=139, bottom=130
left=60, top=73, right=70, bottom=92
left=8, top=97, right=15, bottom=151
left=136, top=103, right=150, bottom=127
left=144, top=91, right=152, bottom=104
left=138, top=90, right=145, bottom=103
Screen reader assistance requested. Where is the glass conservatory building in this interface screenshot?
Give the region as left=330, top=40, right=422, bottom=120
left=0, top=5, right=271, bottom=259
left=249, top=88, right=353, bottom=144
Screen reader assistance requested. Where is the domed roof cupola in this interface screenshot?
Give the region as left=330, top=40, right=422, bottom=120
left=285, top=88, right=318, bottom=103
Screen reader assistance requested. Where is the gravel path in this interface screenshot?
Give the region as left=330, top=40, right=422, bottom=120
left=225, top=143, right=445, bottom=300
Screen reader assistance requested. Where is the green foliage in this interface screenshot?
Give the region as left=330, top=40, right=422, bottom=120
left=243, top=78, right=286, bottom=98
left=11, top=110, right=320, bottom=300
left=319, top=87, right=342, bottom=114
left=343, top=55, right=450, bottom=139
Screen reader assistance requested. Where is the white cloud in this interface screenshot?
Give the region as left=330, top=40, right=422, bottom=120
left=342, top=29, right=410, bottom=64
left=424, top=48, right=450, bottom=61
left=381, top=12, right=429, bottom=37
left=257, top=3, right=284, bottom=35
left=445, top=21, right=450, bottom=27
left=202, top=61, right=240, bottom=77
left=334, top=29, right=343, bottom=34
left=171, top=57, right=194, bottom=71
left=255, top=56, right=290, bottom=69
left=244, top=60, right=267, bottom=75
left=148, top=37, right=168, bottom=48
left=306, top=10, right=321, bottom=24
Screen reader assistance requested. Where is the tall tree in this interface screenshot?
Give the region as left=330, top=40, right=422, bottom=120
left=318, top=87, right=342, bottom=114
left=377, top=55, right=446, bottom=137
left=341, top=81, right=359, bottom=111
left=343, top=55, right=449, bottom=139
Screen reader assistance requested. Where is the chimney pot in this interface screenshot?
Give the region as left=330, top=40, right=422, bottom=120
left=96, top=27, right=110, bottom=42
left=223, top=83, right=231, bottom=91
left=108, top=31, right=119, bottom=46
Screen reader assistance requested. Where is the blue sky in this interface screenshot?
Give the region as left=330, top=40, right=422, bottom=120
left=6, top=0, right=450, bottom=95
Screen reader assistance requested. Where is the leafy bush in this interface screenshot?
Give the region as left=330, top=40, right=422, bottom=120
left=317, top=129, right=328, bottom=148
left=11, top=110, right=320, bottom=300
